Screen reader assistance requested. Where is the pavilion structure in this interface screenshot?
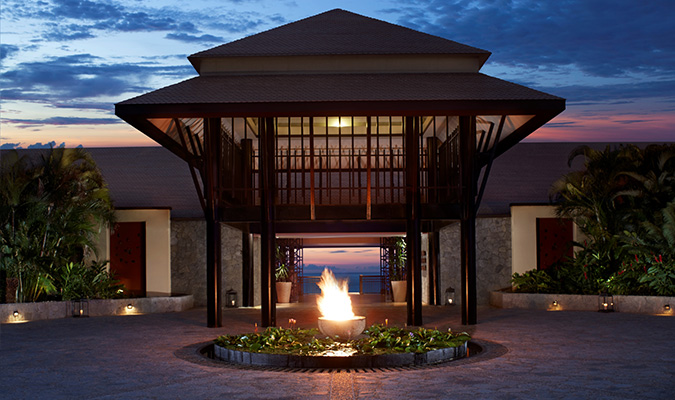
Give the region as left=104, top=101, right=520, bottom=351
left=115, top=9, right=565, bottom=327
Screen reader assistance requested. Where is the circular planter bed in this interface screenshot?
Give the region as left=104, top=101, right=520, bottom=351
left=212, top=324, right=471, bottom=369
left=213, top=341, right=468, bottom=368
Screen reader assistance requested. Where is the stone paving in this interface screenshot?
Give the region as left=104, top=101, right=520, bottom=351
left=1, top=303, right=674, bottom=399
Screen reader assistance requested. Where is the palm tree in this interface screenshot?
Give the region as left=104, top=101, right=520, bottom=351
left=550, top=145, right=642, bottom=288
left=620, top=144, right=675, bottom=258
left=0, top=147, right=115, bottom=302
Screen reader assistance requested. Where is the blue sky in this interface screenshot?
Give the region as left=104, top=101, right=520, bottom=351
left=1, top=0, right=673, bottom=148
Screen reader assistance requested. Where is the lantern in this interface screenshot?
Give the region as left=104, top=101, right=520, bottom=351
left=71, top=298, right=89, bottom=317
left=444, top=287, right=455, bottom=306
left=598, top=292, right=614, bottom=313
left=226, top=289, right=238, bottom=308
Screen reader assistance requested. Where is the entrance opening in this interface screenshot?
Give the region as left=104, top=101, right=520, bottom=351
left=109, top=222, right=146, bottom=297
left=536, top=218, right=574, bottom=270
left=302, top=247, right=381, bottom=295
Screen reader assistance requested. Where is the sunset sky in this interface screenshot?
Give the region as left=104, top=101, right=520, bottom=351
left=1, top=0, right=673, bottom=149
left=303, top=247, right=380, bottom=273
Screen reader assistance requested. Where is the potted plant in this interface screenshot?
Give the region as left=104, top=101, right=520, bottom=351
left=275, top=246, right=292, bottom=303
left=389, top=237, right=407, bottom=302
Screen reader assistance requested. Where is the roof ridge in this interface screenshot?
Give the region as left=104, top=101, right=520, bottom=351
left=189, top=9, right=490, bottom=59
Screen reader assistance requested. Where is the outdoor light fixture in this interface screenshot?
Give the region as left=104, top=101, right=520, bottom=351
left=71, top=299, right=89, bottom=318
left=665, top=304, right=671, bottom=311
left=598, top=292, right=614, bottom=313
left=444, top=287, right=455, bottom=306
left=127, top=304, right=134, bottom=310
left=552, top=300, right=559, bottom=307
left=226, top=289, right=238, bottom=308
left=13, top=310, right=19, bottom=317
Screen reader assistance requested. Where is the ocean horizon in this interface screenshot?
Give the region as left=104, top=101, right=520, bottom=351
left=301, top=271, right=382, bottom=294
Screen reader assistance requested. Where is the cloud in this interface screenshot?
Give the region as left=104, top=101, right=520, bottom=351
left=27, top=141, right=66, bottom=149
left=42, top=22, right=96, bottom=40
left=544, top=121, right=583, bottom=129
left=536, top=80, right=675, bottom=104
left=614, top=119, right=655, bottom=125
left=0, top=53, right=194, bottom=107
left=390, top=0, right=675, bottom=78
left=0, top=141, right=83, bottom=149
left=12, top=0, right=268, bottom=42
left=0, top=44, right=20, bottom=60
left=207, top=17, right=266, bottom=34
left=330, top=250, right=347, bottom=253
left=48, top=0, right=124, bottom=20
left=3, top=116, right=121, bottom=128
left=165, top=33, right=225, bottom=44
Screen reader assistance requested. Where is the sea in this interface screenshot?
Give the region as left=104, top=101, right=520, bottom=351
left=301, top=272, right=381, bottom=294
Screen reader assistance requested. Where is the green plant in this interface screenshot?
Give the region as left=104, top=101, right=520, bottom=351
left=510, top=269, right=556, bottom=293
left=638, top=255, right=675, bottom=296
left=356, top=324, right=470, bottom=355
left=57, top=261, right=124, bottom=300
left=605, top=258, right=651, bottom=296
left=275, top=246, right=290, bottom=282
left=549, top=144, right=675, bottom=296
left=214, top=324, right=470, bottom=356
left=0, top=148, right=115, bottom=302
left=389, top=237, right=407, bottom=281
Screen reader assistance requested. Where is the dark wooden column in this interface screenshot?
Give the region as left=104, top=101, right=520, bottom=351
left=459, top=115, right=477, bottom=325
left=429, top=230, right=441, bottom=305
left=405, top=116, right=423, bottom=326
left=242, top=226, right=253, bottom=307
left=426, top=138, right=441, bottom=306
left=204, top=117, right=222, bottom=327
left=259, top=117, right=277, bottom=327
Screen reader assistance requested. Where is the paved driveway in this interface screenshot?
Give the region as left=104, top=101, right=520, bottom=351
left=1, top=304, right=673, bottom=399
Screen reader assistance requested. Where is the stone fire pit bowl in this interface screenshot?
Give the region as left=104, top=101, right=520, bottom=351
left=318, top=316, right=366, bottom=340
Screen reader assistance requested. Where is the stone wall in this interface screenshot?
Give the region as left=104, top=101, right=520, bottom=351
left=0, top=295, right=194, bottom=324
left=171, top=220, right=242, bottom=307
left=439, top=217, right=512, bottom=305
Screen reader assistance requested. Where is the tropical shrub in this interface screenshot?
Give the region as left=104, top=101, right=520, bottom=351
left=511, top=270, right=557, bottom=293
left=546, top=143, right=675, bottom=296
left=0, top=148, right=118, bottom=302
left=214, top=324, right=470, bottom=356
left=57, top=261, right=124, bottom=300
left=637, top=254, right=675, bottom=296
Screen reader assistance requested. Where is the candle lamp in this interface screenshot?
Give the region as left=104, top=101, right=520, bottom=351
left=444, top=287, right=455, bottom=306
left=71, top=299, right=89, bottom=318
left=226, top=289, right=238, bottom=308
left=598, top=292, right=614, bottom=313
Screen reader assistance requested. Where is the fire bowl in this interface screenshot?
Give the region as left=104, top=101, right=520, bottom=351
left=318, top=316, right=366, bottom=340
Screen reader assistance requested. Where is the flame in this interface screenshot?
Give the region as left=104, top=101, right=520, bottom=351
left=317, top=268, right=355, bottom=321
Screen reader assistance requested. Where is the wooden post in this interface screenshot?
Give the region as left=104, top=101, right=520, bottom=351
left=459, top=115, right=477, bottom=325
left=429, top=230, right=441, bottom=305
left=426, top=137, right=440, bottom=204
left=242, top=226, right=253, bottom=307
left=241, top=138, right=253, bottom=205
left=260, top=117, right=277, bottom=327
left=405, top=116, right=423, bottom=326
left=204, top=117, right=222, bottom=328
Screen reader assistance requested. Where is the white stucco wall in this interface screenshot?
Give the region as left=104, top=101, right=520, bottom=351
left=510, top=205, right=579, bottom=275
